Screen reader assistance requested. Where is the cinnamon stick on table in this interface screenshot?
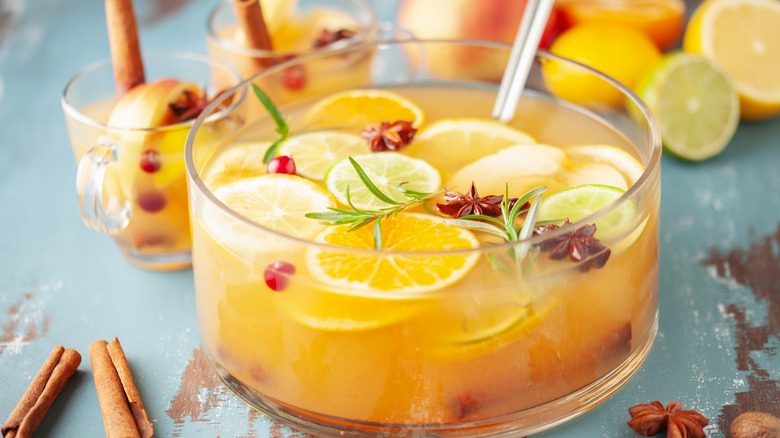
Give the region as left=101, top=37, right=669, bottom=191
left=106, top=0, right=145, bottom=97
left=89, top=338, right=154, bottom=438
left=232, top=0, right=274, bottom=67
left=2, top=345, right=81, bottom=438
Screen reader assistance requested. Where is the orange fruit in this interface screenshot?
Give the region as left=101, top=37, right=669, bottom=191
left=306, top=213, right=479, bottom=294
left=557, top=0, right=686, bottom=51
left=546, top=22, right=662, bottom=107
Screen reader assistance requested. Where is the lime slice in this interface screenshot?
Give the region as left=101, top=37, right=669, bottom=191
left=636, top=52, right=739, bottom=161
left=405, top=118, right=536, bottom=178
left=203, top=174, right=335, bottom=255
left=424, top=298, right=557, bottom=360
left=537, top=184, right=634, bottom=239
left=304, top=89, right=426, bottom=129
left=278, top=132, right=367, bottom=180
left=325, top=153, right=441, bottom=210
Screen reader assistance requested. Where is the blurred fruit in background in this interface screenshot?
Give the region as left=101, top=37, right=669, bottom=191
left=556, top=0, right=686, bottom=51
left=396, top=0, right=565, bottom=80
left=636, top=52, right=739, bottom=161
left=397, top=0, right=565, bottom=48
left=546, top=22, right=661, bottom=106
left=684, top=0, right=780, bottom=120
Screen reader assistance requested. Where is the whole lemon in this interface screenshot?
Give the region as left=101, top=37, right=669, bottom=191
left=546, top=22, right=661, bottom=107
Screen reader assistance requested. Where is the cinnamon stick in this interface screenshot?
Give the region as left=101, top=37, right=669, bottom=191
left=2, top=345, right=82, bottom=438
left=89, top=339, right=153, bottom=438
left=106, top=0, right=145, bottom=97
left=231, top=0, right=274, bottom=67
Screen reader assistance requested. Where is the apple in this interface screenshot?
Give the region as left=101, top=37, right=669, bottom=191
left=107, top=79, right=204, bottom=129
left=396, top=0, right=564, bottom=81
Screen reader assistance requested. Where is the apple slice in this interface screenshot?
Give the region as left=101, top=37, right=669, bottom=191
left=107, top=79, right=205, bottom=195
left=107, top=78, right=204, bottom=129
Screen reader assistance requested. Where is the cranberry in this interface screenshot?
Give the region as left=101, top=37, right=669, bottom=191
left=139, top=150, right=162, bottom=173
left=136, top=191, right=167, bottom=213
left=267, top=155, right=296, bottom=175
left=264, top=261, right=296, bottom=292
left=282, top=64, right=306, bottom=91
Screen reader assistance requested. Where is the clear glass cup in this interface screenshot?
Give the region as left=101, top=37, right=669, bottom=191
left=62, top=52, right=244, bottom=271
left=207, top=0, right=379, bottom=104
left=186, top=40, right=662, bottom=436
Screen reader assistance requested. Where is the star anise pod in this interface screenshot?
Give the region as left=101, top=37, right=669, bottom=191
left=312, top=28, right=357, bottom=49
left=627, top=401, right=709, bottom=438
left=534, top=219, right=611, bottom=272
left=361, top=120, right=417, bottom=152
left=169, top=89, right=229, bottom=123
left=437, top=182, right=503, bottom=218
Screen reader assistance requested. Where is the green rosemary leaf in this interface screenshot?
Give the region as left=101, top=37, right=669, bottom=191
left=349, top=157, right=402, bottom=206
left=509, top=186, right=547, bottom=223
left=455, top=214, right=505, bottom=227
left=398, top=183, right=435, bottom=200
left=518, top=194, right=543, bottom=242
left=252, top=83, right=289, bottom=138
left=373, top=218, right=383, bottom=250
left=262, top=138, right=285, bottom=164
left=443, top=218, right=507, bottom=239
left=348, top=216, right=377, bottom=232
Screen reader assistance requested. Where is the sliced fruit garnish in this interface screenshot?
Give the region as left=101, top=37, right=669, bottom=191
left=536, top=184, right=634, bottom=240
left=565, top=144, right=644, bottom=186
left=404, top=118, right=537, bottom=178
left=107, top=79, right=202, bottom=129
left=303, top=89, right=426, bottom=129
left=204, top=174, right=335, bottom=251
left=204, top=141, right=270, bottom=188
left=424, top=298, right=557, bottom=360
left=278, top=132, right=366, bottom=180
left=683, top=0, right=780, bottom=120
left=305, top=213, right=480, bottom=294
left=280, top=287, right=433, bottom=332
left=325, top=153, right=441, bottom=210
left=635, top=52, right=738, bottom=161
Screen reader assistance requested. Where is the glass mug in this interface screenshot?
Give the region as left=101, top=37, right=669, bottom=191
left=185, top=40, right=662, bottom=436
left=61, top=52, right=244, bottom=271
left=207, top=0, right=379, bottom=108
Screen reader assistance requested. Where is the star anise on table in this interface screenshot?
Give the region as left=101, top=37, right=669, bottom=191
left=436, top=182, right=503, bottom=218
left=361, top=120, right=417, bottom=152
left=312, top=28, right=357, bottom=49
left=534, top=219, right=611, bottom=272
left=627, top=401, right=709, bottom=438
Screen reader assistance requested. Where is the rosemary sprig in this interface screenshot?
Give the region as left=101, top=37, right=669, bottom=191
left=305, top=158, right=439, bottom=250
left=443, top=185, right=547, bottom=243
left=252, top=84, right=291, bottom=163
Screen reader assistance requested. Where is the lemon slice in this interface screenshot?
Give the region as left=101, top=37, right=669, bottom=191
left=635, top=52, right=739, bottom=161
left=537, top=184, right=635, bottom=240
left=405, top=118, right=536, bottom=178
left=204, top=141, right=270, bottom=188
left=278, top=132, right=367, bottom=180
left=203, top=174, right=335, bottom=254
left=684, top=0, right=780, bottom=120
left=304, top=89, right=425, bottom=129
left=306, top=213, right=480, bottom=294
left=325, top=153, right=441, bottom=210
left=565, top=144, right=645, bottom=186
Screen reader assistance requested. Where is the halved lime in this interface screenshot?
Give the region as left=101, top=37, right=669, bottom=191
left=636, top=52, right=739, bottom=161
left=278, top=131, right=367, bottom=180
left=324, top=153, right=441, bottom=210
left=537, top=184, right=634, bottom=239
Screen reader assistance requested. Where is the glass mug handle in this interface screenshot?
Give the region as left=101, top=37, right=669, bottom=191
left=75, top=137, right=130, bottom=234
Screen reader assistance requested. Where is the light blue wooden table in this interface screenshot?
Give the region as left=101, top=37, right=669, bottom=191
left=1, top=0, right=777, bottom=436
